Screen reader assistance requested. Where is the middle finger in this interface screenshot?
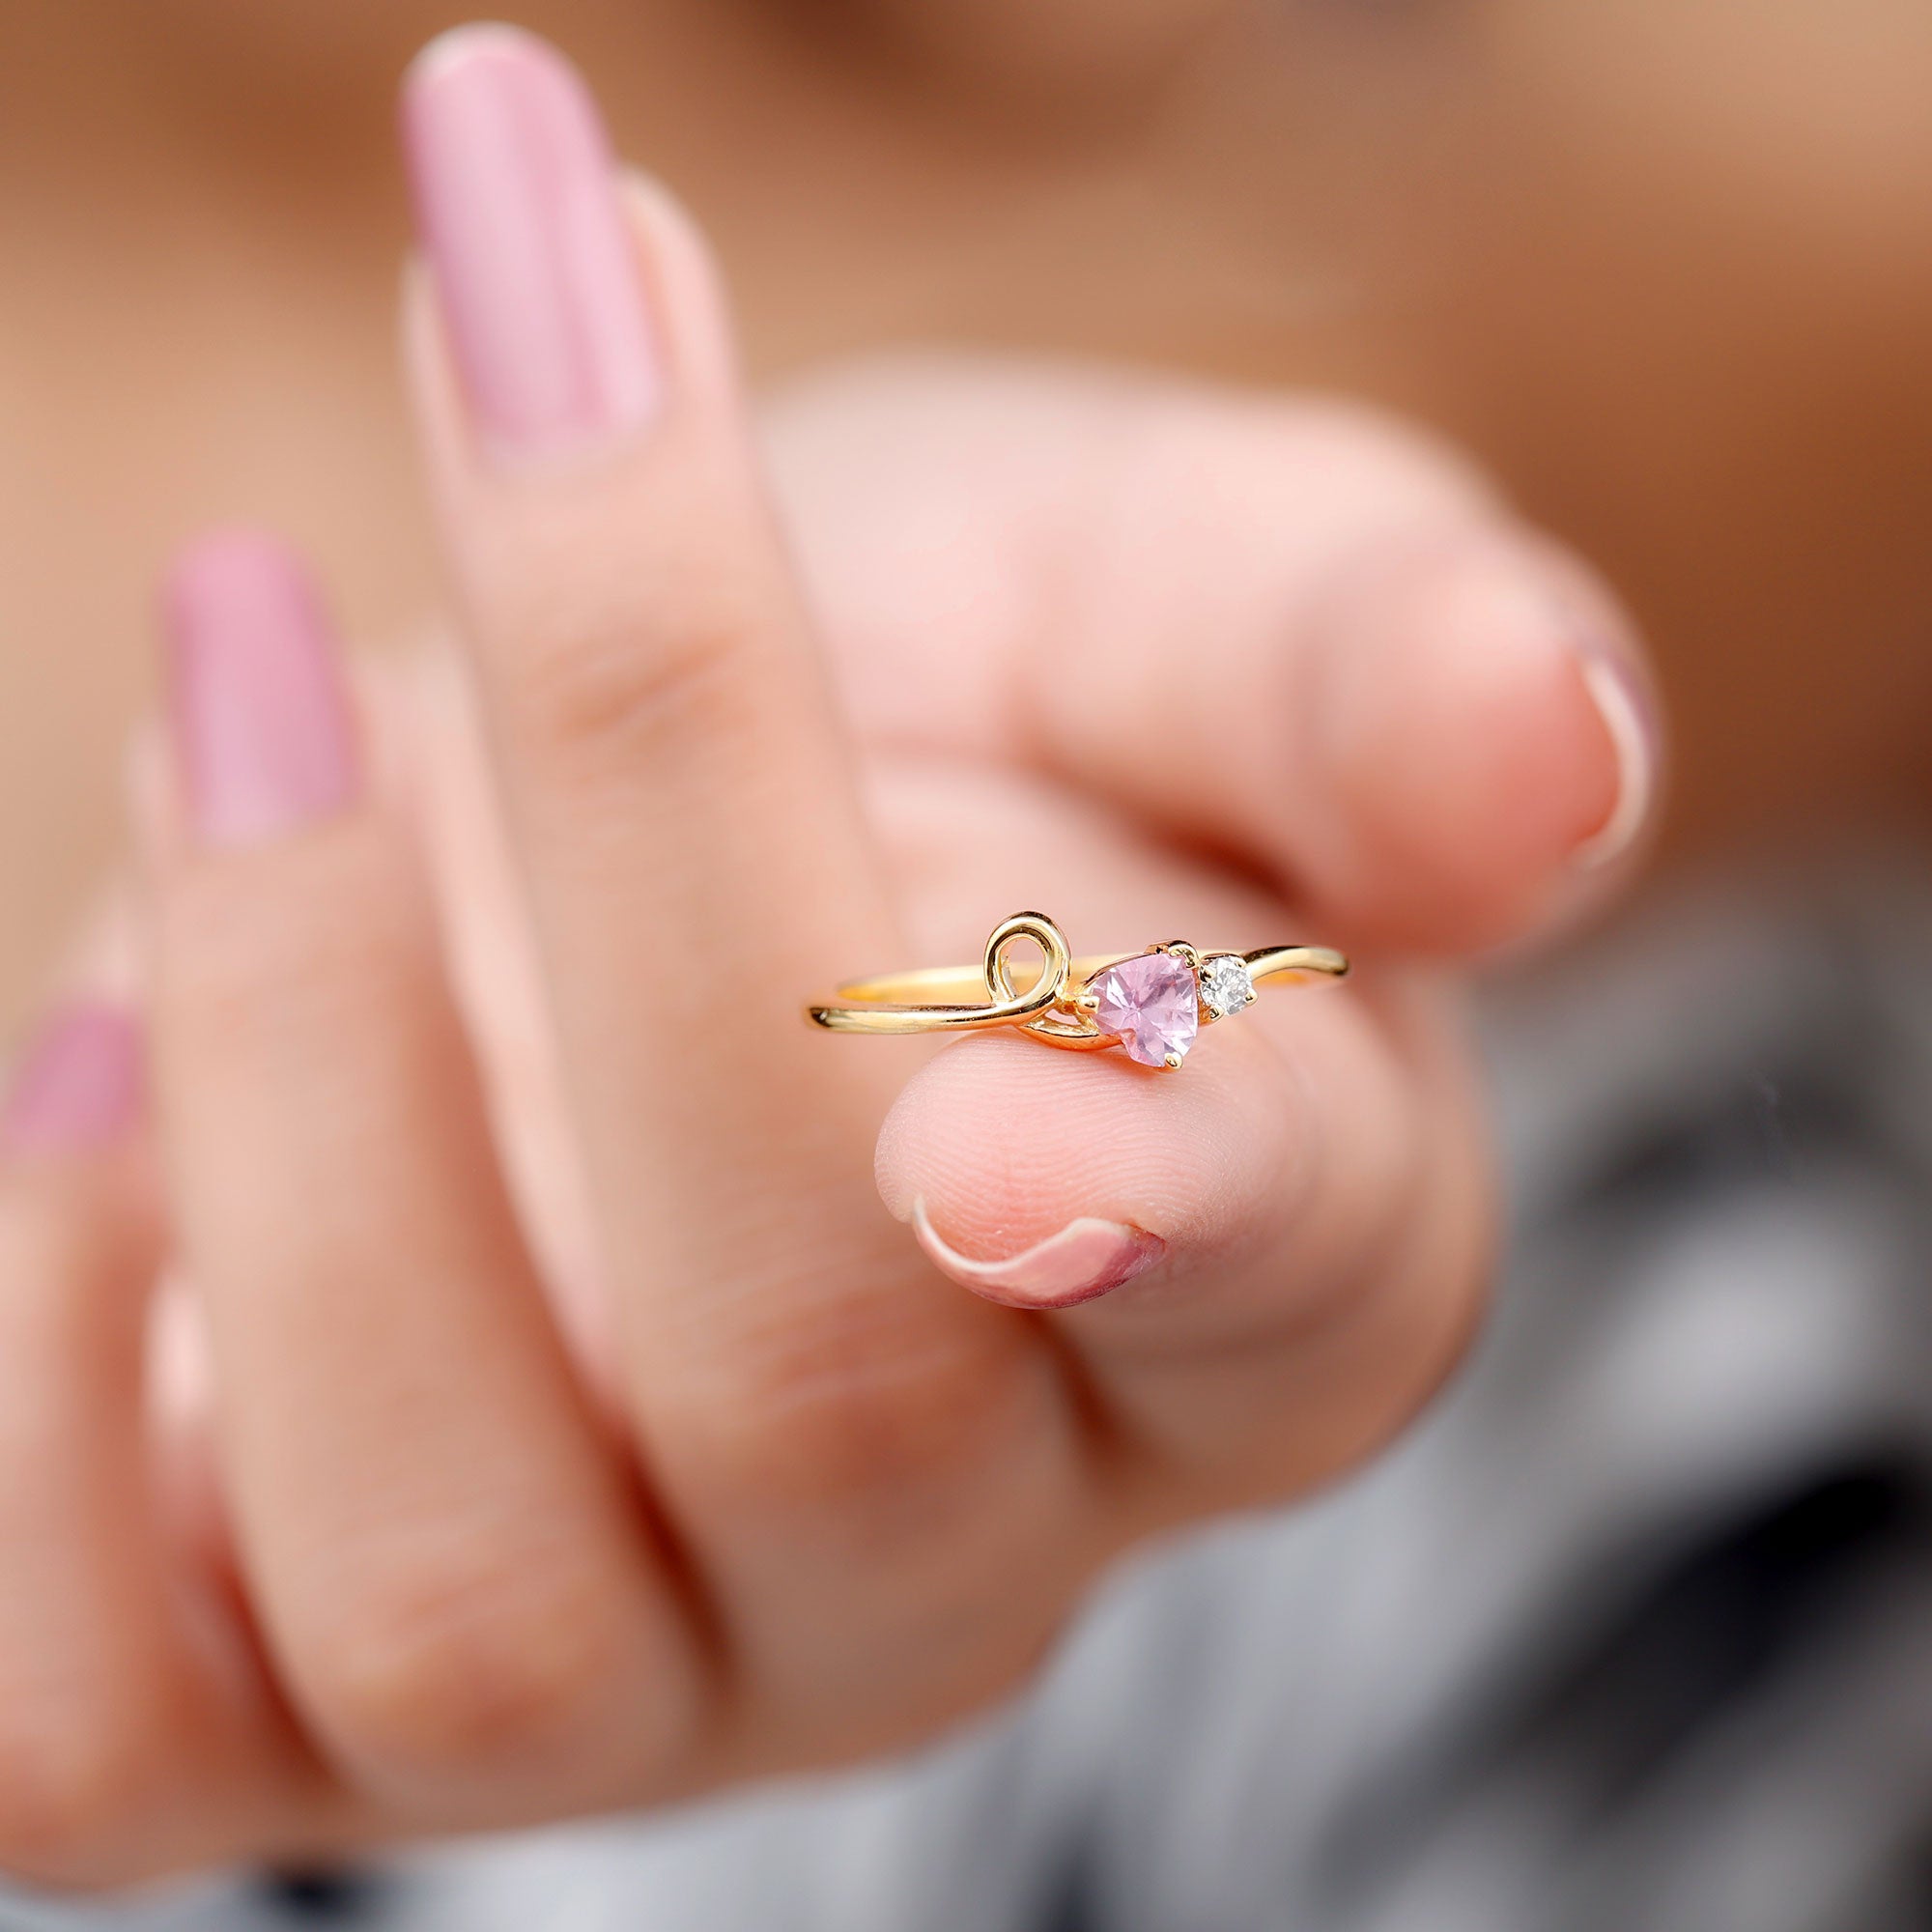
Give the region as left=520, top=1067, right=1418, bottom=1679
left=400, top=29, right=1082, bottom=1746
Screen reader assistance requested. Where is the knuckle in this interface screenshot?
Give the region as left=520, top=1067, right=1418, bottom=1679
left=488, top=502, right=785, bottom=798
left=302, top=1544, right=639, bottom=1782
left=510, top=586, right=769, bottom=794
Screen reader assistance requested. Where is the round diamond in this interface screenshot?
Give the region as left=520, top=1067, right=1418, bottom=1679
left=1200, top=954, right=1256, bottom=1020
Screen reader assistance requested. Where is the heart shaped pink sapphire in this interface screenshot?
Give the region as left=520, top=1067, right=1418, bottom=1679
left=1089, top=952, right=1200, bottom=1067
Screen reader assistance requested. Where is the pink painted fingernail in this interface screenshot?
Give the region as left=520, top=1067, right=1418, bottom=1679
left=911, top=1199, right=1167, bottom=1311
left=164, top=531, right=359, bottom=848
left=402, top=25, right=661, bottom=457
left=1571, top=643, right=1659, bottom=869
left=2, top=1004, right=143, bottom=1158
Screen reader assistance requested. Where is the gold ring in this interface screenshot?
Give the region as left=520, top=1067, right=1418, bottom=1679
left=807, top=912, right=1349, bottom=1071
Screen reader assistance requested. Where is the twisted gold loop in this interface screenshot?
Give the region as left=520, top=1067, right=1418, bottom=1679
left=808, top=914, right=1348, bottom=1070
left=805, top=912, right=1070, bottom=1037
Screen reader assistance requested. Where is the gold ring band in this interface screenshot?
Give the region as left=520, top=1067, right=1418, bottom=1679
left=808, top=912, right=1348, bottom=1071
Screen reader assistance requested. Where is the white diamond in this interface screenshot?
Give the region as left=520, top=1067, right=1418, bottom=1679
left=1201, top=954, right=1256, bottom=1020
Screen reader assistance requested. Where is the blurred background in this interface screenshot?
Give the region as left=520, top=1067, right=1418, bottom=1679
left=5, top=6, right=1932, bottom=1928
left=5, top=0, right=1932, bottom=1027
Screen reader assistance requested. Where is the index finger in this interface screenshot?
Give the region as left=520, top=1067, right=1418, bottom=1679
left=766, top=360, right=1661, bottom=957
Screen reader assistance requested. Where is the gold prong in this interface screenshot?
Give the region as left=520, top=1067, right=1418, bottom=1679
left=1163, top=1051, right=1184, bottom=1071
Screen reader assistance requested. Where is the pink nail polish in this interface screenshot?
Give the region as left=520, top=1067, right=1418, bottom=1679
left=402, top=25, right=662, bottom=457
left=911, top=1200, right=1167, bottom=1311
left=1572, top=642, right=1660, bottom=870
left=2, top=1004, right=143, bottom=1158
left=164, top=531, right=359, bottom=848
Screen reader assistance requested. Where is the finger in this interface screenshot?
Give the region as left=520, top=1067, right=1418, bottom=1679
left=401, top=30, right=1082, bottom=1747
left=879, top=984, right=1486, bottom=1508
left=0, top=1005, right=255, bottom=1886
left=151, top=533, right=697, bottom=1817
left=863, top=777, right=1487, bottom=1503
left=767, top=359, right=1662, bottom=955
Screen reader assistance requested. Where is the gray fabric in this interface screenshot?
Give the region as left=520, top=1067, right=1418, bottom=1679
left=13, top=857, right=1932, bottom=1932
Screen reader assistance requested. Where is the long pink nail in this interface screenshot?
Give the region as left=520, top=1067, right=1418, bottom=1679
left=911, top=1200, right=1167, bottom=1311
left=164, top=531, right=359, bottom=848
left=2, top=1004, right=143, bottom=1158
left=402, top=25, right=661, bottom=457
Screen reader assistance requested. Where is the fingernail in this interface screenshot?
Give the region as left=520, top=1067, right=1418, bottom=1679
left=163, top=530, right=359, bottom=848
left=2, top=1004, right=143, bottom=1158
left=911, top=1199, right=1167, bottom=1311
left=1571, top=643, right=1659, bottom=870
left=402, top=25, right=662, bottom=457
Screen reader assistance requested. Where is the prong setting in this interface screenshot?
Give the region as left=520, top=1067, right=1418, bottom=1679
left=1199, top=953, right=1259, bottom=1023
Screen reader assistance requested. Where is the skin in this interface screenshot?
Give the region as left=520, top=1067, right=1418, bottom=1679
left=3, top=0, right=1931, bottom=1023
left=0, top=0, right=1917, bottom=1889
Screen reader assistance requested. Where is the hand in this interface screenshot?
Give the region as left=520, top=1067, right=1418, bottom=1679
left=0, top=25, right=1656, bottom=1889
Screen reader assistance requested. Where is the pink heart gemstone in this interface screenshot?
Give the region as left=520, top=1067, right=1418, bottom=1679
left=1089, top=952, right=1200, bottom=1068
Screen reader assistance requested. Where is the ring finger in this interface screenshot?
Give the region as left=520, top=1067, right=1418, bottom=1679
left=149, top=533, right=697, bottom=1820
